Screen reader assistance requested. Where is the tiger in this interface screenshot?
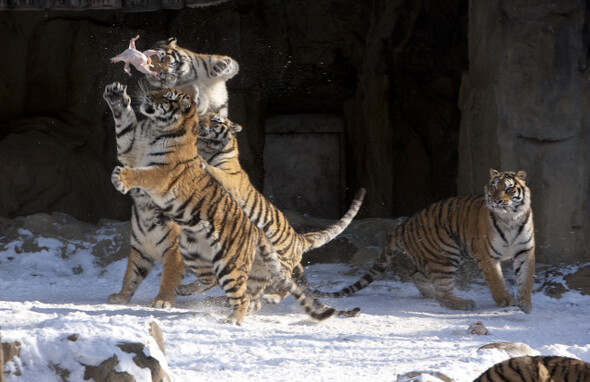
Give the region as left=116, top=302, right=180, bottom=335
left=314, top=169, right=535, bottom=313
left=107, top=84, right=360, bottom=324
left=474, top=356, right=590, bottom=381
left=104, top=40, right=238, bottom=309
left=145, top=37, right=239, bottom=117
left=174, top=112, right=366, bottom=306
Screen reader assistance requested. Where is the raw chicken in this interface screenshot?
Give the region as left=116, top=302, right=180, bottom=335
left=110, top=35, right=160, bottom=76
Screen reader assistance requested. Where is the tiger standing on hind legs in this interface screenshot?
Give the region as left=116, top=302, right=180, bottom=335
left=104, top=38, right=239, bottom=309
left=108, top=84, right=360, bottom=324
left=315, top=169, right=535, bottom=314
left=143, top=38, right=366, bottom=307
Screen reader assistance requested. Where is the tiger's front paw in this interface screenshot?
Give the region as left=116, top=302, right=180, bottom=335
left=211, top=57, right=238, bottom=78
left=111, top=166, right=130, bottom=194
left=103, top=82, right=131, bottom=117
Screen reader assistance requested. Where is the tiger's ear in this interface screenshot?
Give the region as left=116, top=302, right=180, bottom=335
left=231, top=122, right=242, bottom=134
left=516, top=170, right=527, bottom=181
left=166, top=37, right=178, bottom=47
left=489, top=168, right=500, bottom=179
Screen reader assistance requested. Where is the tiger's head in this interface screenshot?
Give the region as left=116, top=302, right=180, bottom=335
left=140, top=87, right=196, bottom=127
left=485, top=169, right=530, bottom=214
left=198, top=112, right=242, bottom=151
left=145, top=38, right=191, bottom=88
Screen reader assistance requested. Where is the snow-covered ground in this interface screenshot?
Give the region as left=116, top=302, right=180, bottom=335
left=0, top=215, right=589, bottom=381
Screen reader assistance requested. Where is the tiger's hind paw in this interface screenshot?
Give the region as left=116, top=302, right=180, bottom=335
left=495, top=295, right=516, bottom=308
left=223, top=311, right=245, bottom=326
left=175, top=283, right=198, bottom=296
left=439, top=297, right=475, bottom=311
left=247, top=299, right=262, bottom=314
left=108, top=292, right=131, bottom=305
left=176, top=281, right=208, bottom=296
left=261, top=293, right=284, bottom=305
left=150, top=297, right=173, bottom=309
left=517, top=300, right=532, bottom=314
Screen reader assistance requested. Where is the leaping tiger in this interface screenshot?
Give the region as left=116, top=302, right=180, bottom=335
left=108, top=83, right=360, bottom=324
left=146, top=37, right=239, bottom=117
left=104, top=40, right=239, bottom=309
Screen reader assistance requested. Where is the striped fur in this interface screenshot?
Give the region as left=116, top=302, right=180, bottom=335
left=103, top=38, right=237, bottom=309
left=104, top=82, right=186, bottom=308
left=146, top=37, right=239, bottom=117
left=175, top=112, right=366, bottom=305
left=109, top=85, right=360, bottom=324
left=474, top=356, right=590, bottom=382
left=315, top=169, right=535, bottom=313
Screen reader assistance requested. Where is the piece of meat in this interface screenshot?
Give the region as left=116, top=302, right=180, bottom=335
left=110, top=35, right=158, bottom=76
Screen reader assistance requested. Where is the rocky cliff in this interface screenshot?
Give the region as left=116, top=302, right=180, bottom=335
left=1, top=0, right=588, bottom=264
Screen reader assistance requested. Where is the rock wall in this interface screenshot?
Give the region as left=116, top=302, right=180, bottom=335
left=458, top=0, right=590, bottom=263
left=7, top=2, right=590, bottom=264
left=0, top=0, right=466, bottom=222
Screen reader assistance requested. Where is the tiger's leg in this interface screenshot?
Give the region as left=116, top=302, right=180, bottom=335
left=175, top=246, right=218, bottom=296
left=150, top=228, right=184, bottom=308
left=174, top=274, right=218, bottom=296
left=261, top=263, right=307, bottom=304
left=109, top=207, right=182, bottom=308
left=259, top=243, right=360, bottom=319
left=426, top=258, right=475, bottom=311
left=246, top=281, right=266, bottom=315
left=179, top=239, right=250, bottom=324
left=247, top=255, right=271, bottom=313
left=109, top=204, right=158, bottom=304
left=477, top=257, right=516, bottom=308
left=109, top=245, right=155, bottom=305
left=513, top=250, right=535, bottom=313
left=410, top=269, right=435, bottom=299
left=217, top=264, right=250, bottom=325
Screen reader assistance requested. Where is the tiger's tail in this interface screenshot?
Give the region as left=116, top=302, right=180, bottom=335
left=301, top=188, right=366, bottom=253
left=280, top=277, right=361, bottom=320
left=312, top=226, right=401, bottom=298
left=259, top=243, right=360, bottom=320
left=312, top=261, right=389, bottom=298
